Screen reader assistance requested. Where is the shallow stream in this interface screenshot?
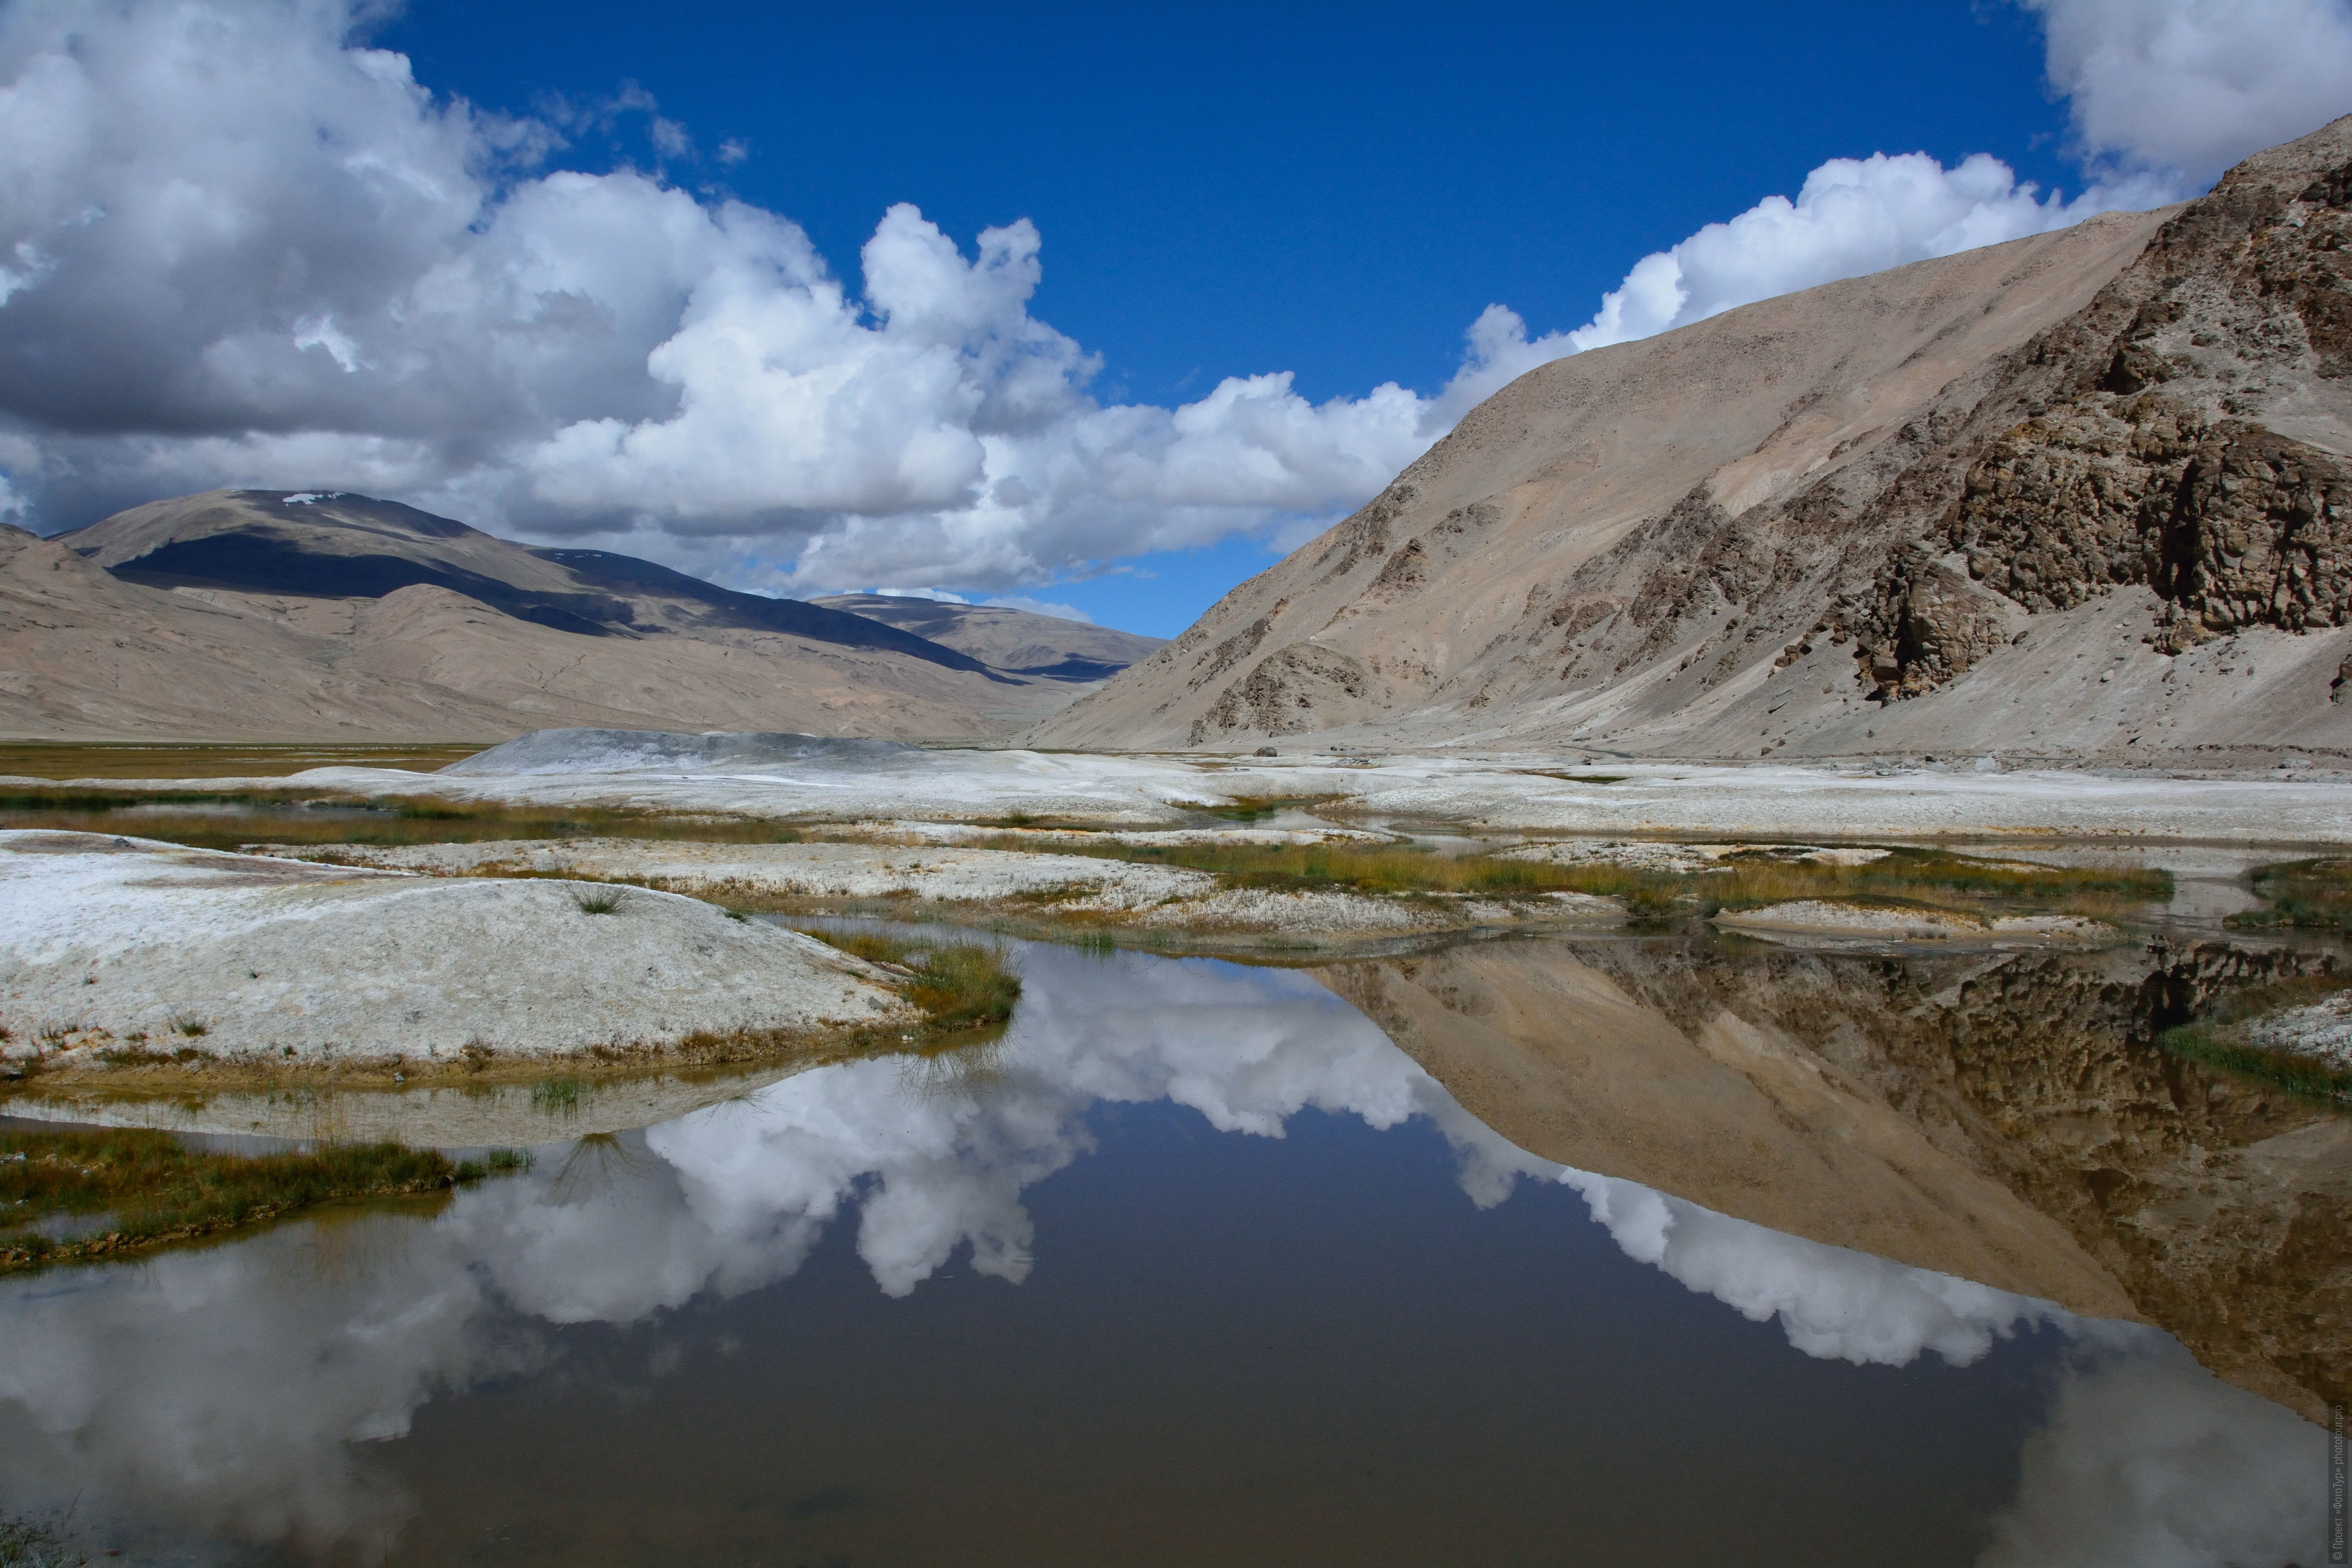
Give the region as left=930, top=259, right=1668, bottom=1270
left=0, top=929, right=2339, bottom=1564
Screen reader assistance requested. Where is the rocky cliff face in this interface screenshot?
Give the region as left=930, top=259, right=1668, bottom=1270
left=1033, top=117, right=2352, bottom=765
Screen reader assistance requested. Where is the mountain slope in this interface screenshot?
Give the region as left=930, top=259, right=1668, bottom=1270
left=1, top=505, right=1071, bottom=741
left=812, top=593, right=1167, bottom=681
left=67, top=490, right=995, bottom=674
left=1034, top=117, right=2352, bottom=768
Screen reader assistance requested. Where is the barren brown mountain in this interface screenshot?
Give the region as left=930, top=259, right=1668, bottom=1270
left=1034, top=117, right=2352, bottom=766
left=2, top=490, right=1085, bottom=742
left=812, top=592, right=1165, bottom=681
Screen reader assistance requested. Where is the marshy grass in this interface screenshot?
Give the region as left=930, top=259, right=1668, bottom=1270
left=796, top=928, right=1023, bottom=1033
left=0, top=787, right=808, bottom=852
left=530, top=1077, right=585, bottom=1114
left=2154, top=969, right=2352, bottom=1103
left=0, top=740, right=491, bottom=780
left=0, top=1125, right=505, bottom=1269
left=996, top=837, right=2171, bottom=921
left=2229, top=857, right=2352, bottom=932
left=1192, top=794, right=1336, bottom=823
left=2158, top=1025, right=2352, bottom=1102
left=0, top=1508, right=85, bottom=1567
left=454, top=1147, right=535, bottom=1181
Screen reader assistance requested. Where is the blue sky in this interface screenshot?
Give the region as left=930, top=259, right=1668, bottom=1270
left=371, top=1, right=2072, bottom=633
left=378, top=2, right=2067, bottom=408
left=2, top=1, right=2348, bottom=635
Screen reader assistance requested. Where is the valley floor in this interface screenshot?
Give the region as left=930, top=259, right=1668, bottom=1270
left=28, top=743, right=2350, bottom=842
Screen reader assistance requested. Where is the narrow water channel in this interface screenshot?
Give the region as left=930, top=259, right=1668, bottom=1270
left=0, top=933, right=2331, bottom=1564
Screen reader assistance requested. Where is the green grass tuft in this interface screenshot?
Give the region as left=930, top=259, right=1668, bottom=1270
left=0, top=1508, right=86, bottom=1567
left=0, top=789, right=808, bottom=851
left=2229, top=857, right=2352, bottom=932
left=2158, top=1024, right=2352, bottom=1102
left=0, top=1127, right=474, bottom=1269
left=569, top=886, right=626, bottom=914
left=797, top=928, right=1023, bottom=1033
left=976, top=837, right=2167, bottom=923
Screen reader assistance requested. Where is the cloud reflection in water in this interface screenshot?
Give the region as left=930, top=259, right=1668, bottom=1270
left=0, top=941, right=2323, bottom=1562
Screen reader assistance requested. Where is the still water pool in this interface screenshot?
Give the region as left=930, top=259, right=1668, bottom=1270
left=0, top=935, right=2330, bottom=1564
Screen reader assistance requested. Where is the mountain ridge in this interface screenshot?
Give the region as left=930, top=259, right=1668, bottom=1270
left=811, top=593, right=1166, bottom=682
left=64, top=490, right=997, bottom=675
left=0, top=494, right=1102, bottom=741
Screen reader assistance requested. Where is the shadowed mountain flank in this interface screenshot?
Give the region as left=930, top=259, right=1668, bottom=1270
left=70, top=490, right=993, bottom=674
left=813, top=593, right=1167, bottom=682
left=1035, top=117, right=2352, bottom=768
left=2, top=493, right=1088, bottom=742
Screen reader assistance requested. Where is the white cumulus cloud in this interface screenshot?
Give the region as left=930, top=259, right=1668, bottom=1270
left=0, top=0, right=2343, bottom=602
left=2028, top=0, right=2352, bottom=185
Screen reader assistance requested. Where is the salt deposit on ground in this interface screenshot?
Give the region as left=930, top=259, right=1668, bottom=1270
left=1712, top=900, right=2117, bottom=946
left=2242, top=993, right=2352, bottom=1071
left=293, top=838, right=1220, bottom=914
left=262, top=837, right=1623, bottom=944
left=833, top=819, right=1392, bottom=849
left=34, top=729, right=2352, bottom=844
left=0, top=831, right=911, bottom=1069
left=1496, top=840, right=1898, bottom=872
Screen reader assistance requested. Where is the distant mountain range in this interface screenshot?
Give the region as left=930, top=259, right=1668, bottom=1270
left=2, top=490, right=1156, bottom=742
left=1036, top=115, right=2352, bottom=770
left=811, top=593, right=1165, bottom=682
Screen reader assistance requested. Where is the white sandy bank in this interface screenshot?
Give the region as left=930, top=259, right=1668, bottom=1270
left=0, top=831, right=910, bottom=1065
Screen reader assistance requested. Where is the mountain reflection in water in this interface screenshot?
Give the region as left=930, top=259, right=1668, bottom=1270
left=0, top=936, right=2331, bottom=1565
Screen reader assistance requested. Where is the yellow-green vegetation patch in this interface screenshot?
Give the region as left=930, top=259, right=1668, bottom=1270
left=794, top=928, right=1022, bottom=1034
left=0, top=1125, right=530, bottom=1270
left=2156, top=971, right=2352, bottom=1103
left=0, top=789, right=806, bottom=852
left=961, top=836, right=2169, bottom=922
left=2160, top=1027, right=2352, bottom=1102
left=0, top=740, right=492, bottom=779
left=1191, top=794, right=1341, bottom=823
left=2230, top=857, right=2352, bottom=932
left=0, top=1507, right=85, bottom=1566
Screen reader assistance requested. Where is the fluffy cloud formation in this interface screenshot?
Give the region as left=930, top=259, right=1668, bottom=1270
left=2029, top=0, right=2352, bottom=183
left=0, top=0, right=2345, bottom=598
left=1464, top=153, right=2133, bottom=377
